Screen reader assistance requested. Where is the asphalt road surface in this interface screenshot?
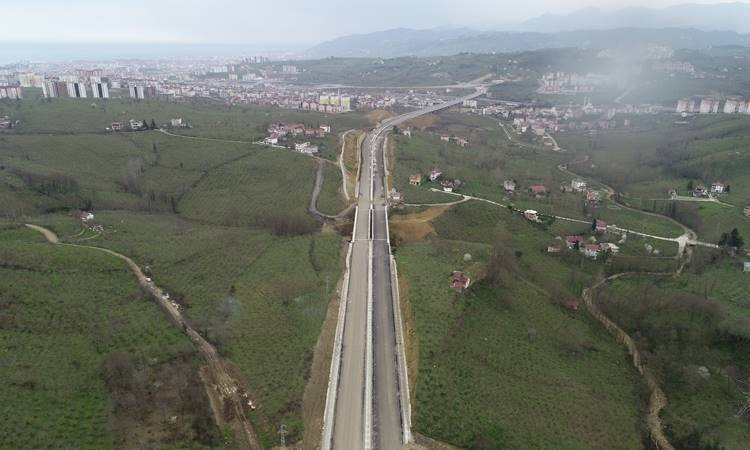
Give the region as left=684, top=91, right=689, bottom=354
left=327, top=88, right=485, bottom=450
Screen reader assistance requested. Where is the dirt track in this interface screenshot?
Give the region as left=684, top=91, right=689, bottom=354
left=25, top=223, right=261, bottom=450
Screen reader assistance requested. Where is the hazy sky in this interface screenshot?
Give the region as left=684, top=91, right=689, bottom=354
left=0, top=0, right=745, bottom=46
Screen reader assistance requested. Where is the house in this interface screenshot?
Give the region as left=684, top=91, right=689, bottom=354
left=595, top=219, right=608, bottom=233
left=693, top=184, right=708, bottom=197
left=668, top=188, right=677, bottom=198
left=409, top=174, right=422, bottom=186
left=547, top=244, right=562, bottom=254
left=456, top=138, right=469, bottom=147
left=319, top=124, right=331, bottom=133
left=745, top=205, right=750, bottom=218
left=440, top=135, right=450, bottom=142
left=170, top=118, right=183, bottom=127
left=451, top=271, right=471, bottom=291
left=503, top=180, right=516, bottom=193
left=586, top=190, right=601, bottom=203
left=710, top=182, right=725, bottom=194
left=389, top=189, right=402, bottom=203
left=599, top=242, right=620, bottom=254
left=560, top=298, right=579, bottom=311
left=744, top=262, right=750, bottom=272
left=78, top=211, right=94, bottom=222
left=566, top=235, right=581, bottom=249
left=584, top=244, right=600, bottom=259
left=110, top=122, right=122, bottom=131
left=402, top=128, right=412, bottom=137
left=295, top=142, right=319, bottom=154
left=524, top=209, right=539, bottom=222
left=528, top=185, right=547, bottom=195
left=441, top=180, right=455, bottom=192
left=571, top=179, right=587, bottom=192
left=304, top=127, right=318, bottom=137
left=428, top=169, right=442, bottom=182
left=264, top=134, right=279, bottom=145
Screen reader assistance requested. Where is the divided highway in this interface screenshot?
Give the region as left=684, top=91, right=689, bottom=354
left=322, top=88, right=485, bottom=450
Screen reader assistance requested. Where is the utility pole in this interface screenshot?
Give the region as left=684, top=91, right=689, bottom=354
left=278, top=424, right=287, bottom=447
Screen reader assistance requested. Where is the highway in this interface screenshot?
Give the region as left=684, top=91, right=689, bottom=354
left=322, top=87, right=485, bottom=450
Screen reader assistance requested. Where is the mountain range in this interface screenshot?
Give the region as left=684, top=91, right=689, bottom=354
left=305, top=3, right=750, bottom=58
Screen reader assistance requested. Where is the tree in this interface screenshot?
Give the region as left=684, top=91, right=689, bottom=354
left=730, top=228, right=744, bottom=249
left=592, top=218, right=597, bottom=231
left=725, top=184, right=731, bottom=193
left=141, top=118, right=148, bottom=130
left=150, top=119, right=156, bottom=129
left=687, top=180, right=694, bottom=192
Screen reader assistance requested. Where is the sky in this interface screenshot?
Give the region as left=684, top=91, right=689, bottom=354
left=0, top=0, right=745, bottom=47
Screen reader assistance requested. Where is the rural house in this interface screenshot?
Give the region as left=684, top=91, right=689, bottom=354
left=503, top=180, right=516, bottom=193
left=524, top=209, right=539, bottom=222
left=584, top=244, right=600, bottom=259
left=566, top=235, right=581, bottom=249
left=429, top=169, right=442, bottom=181
left=745, top=204, right=750, bottom=218
left=409, top=174, right=422, bottom=186
left=529, top=185, right=547, bottom=195
left=744, top=262, right=750, bottom=272
left=560, top=299, right=579, bottom=311
left=571, top=179, right=587, bottom=192
left=451, top=271, right=471, bottom=291
left=711, top=182, right=725, bottom=194
left=595, top=220, right=608, bottom=233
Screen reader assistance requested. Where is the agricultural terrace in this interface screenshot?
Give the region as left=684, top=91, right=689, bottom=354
left=394, top=200, right=644, bottom=448
left=0, top=97, right=355, bottom=446
left=0, top=226, right=219, bottom=449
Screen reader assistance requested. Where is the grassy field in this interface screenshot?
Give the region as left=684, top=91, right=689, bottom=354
left=0, top=90, right=367, bottom=141
left=0, top=226, right=220, bottom=449
left=0, top=98, right=359, bottom=447
left=316, top=162, right=348, bottom=216
left=597, top=260, right=750, bottom=450
left=395, top=200, right=645, bottom=448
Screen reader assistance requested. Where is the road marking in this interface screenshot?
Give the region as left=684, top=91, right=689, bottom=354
left=364, top=238, right=374, bottom=450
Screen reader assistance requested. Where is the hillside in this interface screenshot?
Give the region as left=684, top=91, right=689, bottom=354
left=306, top=27, right=750, bottom=58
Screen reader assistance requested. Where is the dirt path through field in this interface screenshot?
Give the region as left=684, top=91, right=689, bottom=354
left=25, top=223, right=261, bottom=450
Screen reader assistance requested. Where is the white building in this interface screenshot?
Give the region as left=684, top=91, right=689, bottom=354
left=571, top=179, right=587, bottom=192
left=90, top=82, right=109, bottom=99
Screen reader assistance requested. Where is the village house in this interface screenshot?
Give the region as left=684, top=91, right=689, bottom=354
left=693, top=184, right=708, bottom=197
left=110, top=122, right=122, bottom=131
left=524, top=209, right=539, bottom=222
left=547, top=244, right=562, bottom=254
left=560, top=298, right=579, bottom=311
left=745, top=204, right=750, bottom=218
left=428, top=169, right=442, bottom=182
left=456, top=138, right=469, bottom=147
left=294, top=142, right=319, bottom=154
left=595, top=219, right=608, bottom=233
left=440, top=135, right=450, bottom=142
left=319, top=124, right=331, bottom=133
left=451, top=271, right=471, bottom=291
left=441, top=180, right=455, bottom=192
left=668, top=188, right=677, bottom=198
left=599, top=242, right=620, bottom=254
left=584, top=244, right=600, bottom=259
left=389, top=189, right=402, bottom=203
left=711, top=181, right=726, bottom=194
left=503, top=180, right=516, bottom=193
left=586, top=190, right=602, bottom=203
left=402, top=128, right=412, bottom=137
left=529, top=184, right=547, bottom=195
left=170, top=118, right=183, bottom=127
left=78, top=211, right=95, bottom=222
left=571, top=179, right=587, bottom=192
left=264, top=134, right=279, bottom=145
left=409, top=174, right=422, bottom=186
left=744, top=262, right=750, bottom=272
left=566, top=235, right=582, bottom=249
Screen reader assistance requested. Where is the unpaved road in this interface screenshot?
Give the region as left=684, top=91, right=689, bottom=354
left=25, top=224, right=261, bottom=450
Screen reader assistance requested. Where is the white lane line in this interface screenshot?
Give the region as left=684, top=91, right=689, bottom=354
left=364, top=235, right=374, bottom=450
